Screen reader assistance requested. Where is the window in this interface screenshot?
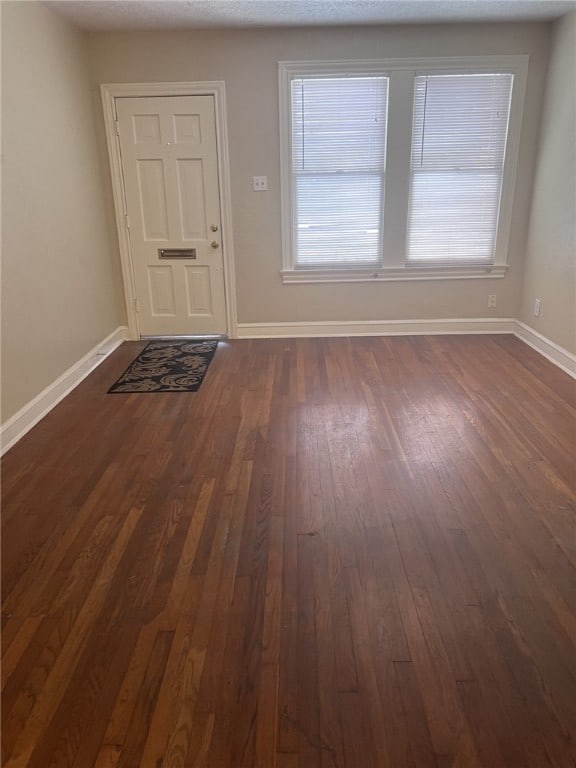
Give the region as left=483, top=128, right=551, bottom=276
left=290, top=75, right=388, bottom=267
left=407, top=73, right=514, bottom=265
left=279, top=58, right=527, bottom=283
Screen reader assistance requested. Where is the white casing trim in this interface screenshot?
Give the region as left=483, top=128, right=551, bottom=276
left=514, top=321, right=576, bottom=379
left=281, top=265, right=508, bottom=283
left=1, top=326, right=129, bottom=456
left=237, top=317, right=516, bottom=338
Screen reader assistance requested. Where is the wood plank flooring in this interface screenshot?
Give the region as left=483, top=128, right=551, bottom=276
left=2, top=334, right=576, bottom=767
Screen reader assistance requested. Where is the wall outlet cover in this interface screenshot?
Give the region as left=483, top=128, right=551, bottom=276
left=534, top=298, right=541, bottom=317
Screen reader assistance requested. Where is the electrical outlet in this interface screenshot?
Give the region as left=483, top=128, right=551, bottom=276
left=253, top=176, right=268, bottom=191
left=488, top=294, right=497, bottom=308
left=534, top=298, right=541, bottom=317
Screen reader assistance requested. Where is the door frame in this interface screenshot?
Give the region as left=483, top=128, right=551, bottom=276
left=101, top=81, right=237, bottom=339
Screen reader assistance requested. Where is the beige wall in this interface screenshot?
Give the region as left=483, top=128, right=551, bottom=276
left=519, top=12, right=576, bottom=354
left=1, top=1, right=125, bottom=423
left=88, top=22, right=550, bottom=326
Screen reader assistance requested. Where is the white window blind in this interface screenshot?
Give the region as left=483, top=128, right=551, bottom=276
left=290, top=75, right=389, bottom=267
left=406, top=73, right=514, bottom=265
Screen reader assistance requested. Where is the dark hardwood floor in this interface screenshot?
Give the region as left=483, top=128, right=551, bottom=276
left=2, top=335, right=576, bottom=768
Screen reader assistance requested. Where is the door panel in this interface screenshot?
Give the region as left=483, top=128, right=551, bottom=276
left=185, top=266, right=213, bottom=315
left=137, top=159, right=169, bottom=240
left=176, top=159, right=207, bottom=240
left=116, top=95, right=227, bottom=335
left=148, top=267, right=176, bottom=316
left=132, top=114, right=161, bottom=144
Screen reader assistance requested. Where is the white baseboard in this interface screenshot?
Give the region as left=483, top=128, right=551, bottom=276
left=513, top=321, right=576, bottom=378
left=236, top=317, right=575, bottom=378
left=2, top=319, right=571, bottom=457
left=1, top=326, right=129, bottom=456
left=236, top=317, right=517, bottom=339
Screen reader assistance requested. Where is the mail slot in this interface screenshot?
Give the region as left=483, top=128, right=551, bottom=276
left=158, top=248, right=197, bottom=260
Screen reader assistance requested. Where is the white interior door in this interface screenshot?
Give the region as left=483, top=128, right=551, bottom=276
left=116, top=95, right=227, bottom=336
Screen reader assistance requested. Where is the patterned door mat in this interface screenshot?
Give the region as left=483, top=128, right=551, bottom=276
left=108, top=340, right=218, bottom=393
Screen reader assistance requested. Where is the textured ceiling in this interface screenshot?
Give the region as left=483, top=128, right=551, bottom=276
left=46, top=0, right=576, bottom=30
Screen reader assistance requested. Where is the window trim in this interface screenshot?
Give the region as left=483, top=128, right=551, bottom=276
left=279, top=56, right=528, bottom=283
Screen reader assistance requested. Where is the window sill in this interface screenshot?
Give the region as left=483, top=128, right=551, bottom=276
left=281, top=264, right=508, bottom=284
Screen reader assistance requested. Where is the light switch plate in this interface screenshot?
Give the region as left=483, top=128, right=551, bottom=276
left=253, top=176, right=268, bottom=191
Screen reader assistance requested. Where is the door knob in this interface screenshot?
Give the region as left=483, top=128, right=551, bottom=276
left=211, top=241, right=220, bottom=249
left=210, top=224, right=219, bottom=232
